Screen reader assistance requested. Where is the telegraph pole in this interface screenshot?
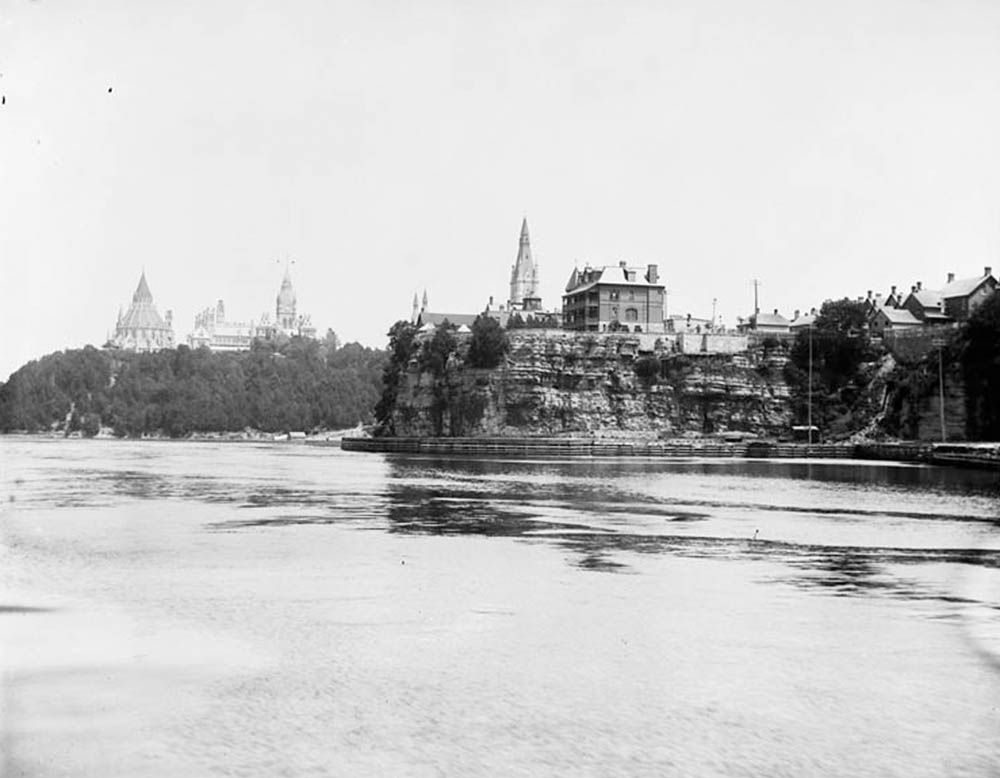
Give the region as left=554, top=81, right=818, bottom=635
left=808, top=322, right=813, bottom=446
left=933, top=338, right=947, bottom=442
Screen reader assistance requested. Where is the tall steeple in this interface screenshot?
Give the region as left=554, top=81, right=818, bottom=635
left=509, top=216, right=540, bottom=311
left=411, top=292, right=419, bottom=324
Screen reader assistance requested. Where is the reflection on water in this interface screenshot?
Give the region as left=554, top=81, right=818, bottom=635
left=2, top=439, right=1000, bottom=777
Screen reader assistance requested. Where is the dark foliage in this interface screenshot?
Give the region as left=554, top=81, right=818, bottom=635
left=419, top=325, right=458, bottom=377
left=0, top=337, right=386, bottom=437
left=633, top=356, right=660, bottom=387
left=959, top=290, right=1000, bottom=439
left=467, top=314, right=508, bottom=369
left=374, top=321, right=418, bottom=435
left=784, top=298, right=878, bottom=437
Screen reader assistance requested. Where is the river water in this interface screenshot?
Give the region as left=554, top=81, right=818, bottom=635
left=1, top=438, right=999, bottom=777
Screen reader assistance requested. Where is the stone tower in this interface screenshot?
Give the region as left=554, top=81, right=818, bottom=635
left=508, top=217, right=541, bottom=311
left=276, top=267, right=297, bottom=330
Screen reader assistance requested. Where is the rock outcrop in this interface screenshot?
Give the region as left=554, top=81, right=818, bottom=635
left=390, top=331, right=792, bottom=438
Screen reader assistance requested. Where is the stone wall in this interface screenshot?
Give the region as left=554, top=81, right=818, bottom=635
left=390, top=330, right=792, bottom=438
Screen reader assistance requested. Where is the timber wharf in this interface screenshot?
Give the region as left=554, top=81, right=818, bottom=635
left=337, top=437, right=1000, bottom=470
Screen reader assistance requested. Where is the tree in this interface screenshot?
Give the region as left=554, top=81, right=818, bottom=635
left=419, top=325, right=457, bottom=377
left=467, top=314, right=508, bottom=369
left=374, top=321, right=418, bottom=434
left=785, top=298, right=876, bottom=436
left=960, top=289, right=1000, bottom=439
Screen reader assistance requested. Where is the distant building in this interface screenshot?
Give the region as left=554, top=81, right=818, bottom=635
left=111, top=272, right=175, bottom=352
left=188, top=299, right=256, bottom=351
left=666, top=314, right=713, bottom=334
left=788, top=308, right=818, bottom=332
left=901, top=282, right=952, bottom=325
left=187, top=267, right=316, bottom=351
left=563, top=261, right=665, bottom=332
left=868, top=306, right=921, bottom=337
left=738, top=309, right=791, bottom=334
left=414, top=218, right=558, bottom=332
left=509, top=217, right=541, bottom=312
left=940, top=266, right=996, bottom=321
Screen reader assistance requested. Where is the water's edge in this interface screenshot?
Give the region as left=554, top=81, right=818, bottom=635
left=339, top=436, right=1000, bottom=469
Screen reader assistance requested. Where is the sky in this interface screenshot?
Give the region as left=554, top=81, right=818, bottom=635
left=2, top=0, right=1000, bottom=380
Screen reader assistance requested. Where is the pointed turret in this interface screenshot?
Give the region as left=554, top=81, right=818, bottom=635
left=422, top=289, right=428, bottom=312
left=411, top=293, right=419, bottom=324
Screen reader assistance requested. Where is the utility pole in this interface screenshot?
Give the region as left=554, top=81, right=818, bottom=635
left=808, top=322, right=813, bottom=446
left=934, top=338, right=947, bottom=442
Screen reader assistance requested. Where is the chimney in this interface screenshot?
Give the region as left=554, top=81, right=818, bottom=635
left=619, top=260, right=627, bottom=268
left=794, top=309, right=800, bottom=320
left=947, top=272, right=955, bottom=284
left=773, top=308, right=778, bottom=315
left=891, top=285, right=897, bottom=296
left=866, top=290, right=872, bottom=300
left=986, top=266, right=993, bottom=278
left=810, top=307, right=817, bottom=315
left=646, top=264, right=659, bottom=284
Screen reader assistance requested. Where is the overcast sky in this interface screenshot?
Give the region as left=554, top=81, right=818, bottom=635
left=2, top=0, right=1000, bottom=380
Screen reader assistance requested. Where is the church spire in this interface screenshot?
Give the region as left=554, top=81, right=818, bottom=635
left=509, top=216, right=539, bottom=311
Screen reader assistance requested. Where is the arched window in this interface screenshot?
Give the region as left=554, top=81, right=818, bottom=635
left=624, top=308, right=639, bottom=322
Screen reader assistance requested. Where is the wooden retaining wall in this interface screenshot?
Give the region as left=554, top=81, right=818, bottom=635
left=338, top=437, right=999, bottom=469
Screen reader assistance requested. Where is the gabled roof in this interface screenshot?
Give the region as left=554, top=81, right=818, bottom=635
left=752, top=311, right=790, bottom=327
left=789, top=313, right=817, bottom=329
left=875, top=307, right=921, bottom=325
left=418, top=312, right=478, bottom=327
left=941, top=274, right=996, bottom=300
left=907, top=289, right=943, bottom=309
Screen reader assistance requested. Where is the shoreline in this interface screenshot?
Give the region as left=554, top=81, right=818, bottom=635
left=339, top=436, right=1000, bottom=470
left=4, top=432, right=998, bottom=470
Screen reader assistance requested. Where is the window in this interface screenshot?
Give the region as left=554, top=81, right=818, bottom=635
left=609, top=289, right=620, bottom=301
left=624, top=308, right=639, bottom=322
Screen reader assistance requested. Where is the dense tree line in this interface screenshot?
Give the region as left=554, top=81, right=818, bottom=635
left=0, top=335, right=386, bottom=437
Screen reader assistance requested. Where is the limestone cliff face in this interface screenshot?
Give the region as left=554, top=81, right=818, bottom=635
left=391, top=331, right=792, bottom=438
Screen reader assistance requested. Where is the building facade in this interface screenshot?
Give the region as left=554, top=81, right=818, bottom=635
left=187, top=267, right=316, bottom=351
left=562, top=262, right=665, bottom=332
left=111, top=272, right=175, bottom=352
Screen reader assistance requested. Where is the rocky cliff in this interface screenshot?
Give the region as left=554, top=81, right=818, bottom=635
left=390, top=331, right=792, bottom=438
